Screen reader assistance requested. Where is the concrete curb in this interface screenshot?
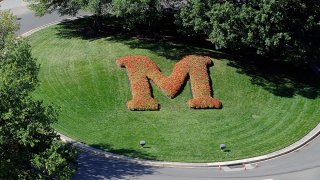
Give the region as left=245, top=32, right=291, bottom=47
left=59, top=124, right=320, bottom=168
left=22, top=17, right=320, bottom=168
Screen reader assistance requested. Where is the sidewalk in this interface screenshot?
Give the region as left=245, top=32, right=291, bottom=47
left=0, top=0, right=26, bottom=10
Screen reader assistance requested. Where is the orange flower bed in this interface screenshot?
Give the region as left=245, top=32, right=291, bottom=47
left=118, top=55, right=222, bottom=110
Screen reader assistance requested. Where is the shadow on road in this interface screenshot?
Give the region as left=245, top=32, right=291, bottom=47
left=90, top=143, right=157, bottom=160
left=73, top=151, right=158, bottom=180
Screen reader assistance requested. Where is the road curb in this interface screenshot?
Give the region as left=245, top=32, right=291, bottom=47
left=59, top=124, right=320, bottom=168
left=22, top=17, right=320, bottom=168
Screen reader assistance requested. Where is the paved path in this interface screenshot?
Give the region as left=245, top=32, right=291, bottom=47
left=3, top=1, right=320, bottom=179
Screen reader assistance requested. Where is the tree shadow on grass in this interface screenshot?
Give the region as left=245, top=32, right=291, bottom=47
left=228, top=56, right=320, bottom=99
left=55, top=16, right=320, bottom=99
left=55, top=16, right=229, bottom=61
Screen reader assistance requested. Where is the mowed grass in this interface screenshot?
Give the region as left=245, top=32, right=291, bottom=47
left=28, top=24, right=320, bottom=162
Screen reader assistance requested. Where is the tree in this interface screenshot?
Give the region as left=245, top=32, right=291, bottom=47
left=0, top=11, right=77, bottom=179
left=176, top=0, right=320, bottom=63
left=0, top=11, right=19, bottom=52
left=28, top=0, right=320, bottom=63
left=112, top=0, right=163, bottom=29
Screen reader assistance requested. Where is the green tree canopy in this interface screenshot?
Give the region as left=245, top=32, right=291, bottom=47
left=112, top=0, right=163, bottom=29
left=28, top=0, right=320, bottom=63
left=0, top=11, right=77, bottom=179
left=0, top=11, right=19, bottom=52
left=176, top=0, right=320, bottom=63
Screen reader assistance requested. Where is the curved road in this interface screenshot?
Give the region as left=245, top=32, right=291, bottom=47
left=2, top=1, right=320, bottom=179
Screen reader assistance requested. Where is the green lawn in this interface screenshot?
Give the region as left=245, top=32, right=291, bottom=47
left=28, top=22, right=320, bottom=162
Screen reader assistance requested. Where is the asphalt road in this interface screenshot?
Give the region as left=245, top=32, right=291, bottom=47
left=2, top=1, right=320, bottom=179
left=72, top=136, right=320, bottom=180
left=0, top=0, right=87, bottom=35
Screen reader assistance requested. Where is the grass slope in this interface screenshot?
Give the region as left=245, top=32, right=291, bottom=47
left=28, top=24, right=320, bottom=162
